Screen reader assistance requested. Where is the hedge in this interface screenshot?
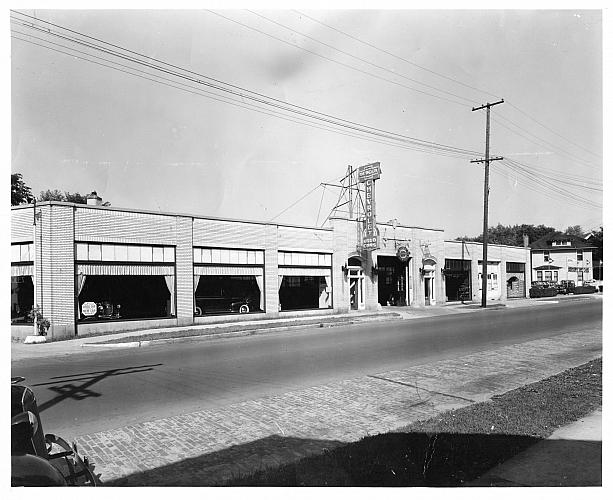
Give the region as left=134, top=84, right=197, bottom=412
left=574, top=285, right=597, bottom=294
left=529, top=287, right=558, bottom=298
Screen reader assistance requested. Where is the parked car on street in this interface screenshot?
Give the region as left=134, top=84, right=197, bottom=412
left=559, top=280, right=576, bottom=294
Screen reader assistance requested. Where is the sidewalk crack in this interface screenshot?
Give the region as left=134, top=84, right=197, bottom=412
left=367, top=375, right=476, bottom=403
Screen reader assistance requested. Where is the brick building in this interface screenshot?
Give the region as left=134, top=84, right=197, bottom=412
left=11, top=200, right=529, bottom=340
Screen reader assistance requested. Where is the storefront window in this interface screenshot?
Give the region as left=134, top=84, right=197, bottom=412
left=194, top=247, right=265, bottom=315
left=76, top=242, right=176, bottom=322
left=11, top=275, right=34, bottom=324
left=78, top=275, right=174, bottom=321
left=278, top=251, right=332, bottom=311
left=11, top=242, right=35, bottom=324
left=194, top=275, right=262, bottom=315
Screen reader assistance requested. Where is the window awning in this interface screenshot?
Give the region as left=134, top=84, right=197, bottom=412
left=279, top=267, right=331, bottom=277
left=11, top=264, right=33, bottom=277
left=194, top=266, right=263, bottom=276
left=77, top=264, right=175, bottom=276
left=533, top=265, right=562, bottom=270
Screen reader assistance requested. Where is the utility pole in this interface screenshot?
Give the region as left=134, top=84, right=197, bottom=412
left=471, top=99, right=504, bottom=308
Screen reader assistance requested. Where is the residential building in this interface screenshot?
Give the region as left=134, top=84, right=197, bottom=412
left=529, top=231, right=596, bottom=285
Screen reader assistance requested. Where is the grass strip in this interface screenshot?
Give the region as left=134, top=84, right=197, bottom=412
left=226, top=358, right=602, bottom=486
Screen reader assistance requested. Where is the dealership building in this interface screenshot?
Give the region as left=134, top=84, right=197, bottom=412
left=11, top=196, right=530, bottom=341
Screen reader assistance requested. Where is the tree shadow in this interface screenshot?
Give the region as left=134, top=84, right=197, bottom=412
left=98, top=430, right=602, bottom=487
left=32, top=364, right=163, bottom=413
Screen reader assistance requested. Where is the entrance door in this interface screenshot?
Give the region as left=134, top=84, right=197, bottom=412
left=348, top=268, right=365, bottom=310
left=424, top=277, right=431, bottom=305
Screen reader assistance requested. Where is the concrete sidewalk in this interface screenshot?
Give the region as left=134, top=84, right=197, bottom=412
left=469, top=408, right=602, bottom=487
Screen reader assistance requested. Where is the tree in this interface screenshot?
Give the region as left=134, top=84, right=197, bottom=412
left=37, top=189, right=65, bottom=202
left=564, top=225, right=585, bottom=238
left=11, top=173, right=34, bottom=205
left=455, top=223, right=556, bottom=247
left=37, top=190, right=90, bottom=204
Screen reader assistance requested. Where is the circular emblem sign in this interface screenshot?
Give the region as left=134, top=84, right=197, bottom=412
left=81, top=302, right=97, bottom=317
left=396, top=245, right=410, bottom=262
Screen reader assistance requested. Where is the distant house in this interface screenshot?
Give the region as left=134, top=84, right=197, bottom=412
left=530, top=232, right=596, bottom=285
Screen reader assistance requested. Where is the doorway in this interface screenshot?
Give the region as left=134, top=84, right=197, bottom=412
left=377, top=255, right=408, bottom=306
left=348, top=257, right=365, bottom=310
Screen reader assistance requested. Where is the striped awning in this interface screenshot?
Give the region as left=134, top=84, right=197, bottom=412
left=279, top=267, right=331, bottom=277
left=11, top=264, right=33, bottom=277
left=194, top=266, right=263, bottom=276
left=77, top=264, right=175, bottom=276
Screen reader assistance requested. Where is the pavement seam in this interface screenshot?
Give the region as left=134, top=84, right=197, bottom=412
left=367, top=374, right=477, bottom=403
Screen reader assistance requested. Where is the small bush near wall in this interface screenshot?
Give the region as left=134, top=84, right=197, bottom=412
left=529, top=287, right=558, bottom=298
left=574, top=285, right=597, bottom=294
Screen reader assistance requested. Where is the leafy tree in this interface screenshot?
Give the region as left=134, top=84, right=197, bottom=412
left=37, top=190, right=91, bottom=204
left=37, top=189, right=65, bottom=202
left=64, top=192, right=88, bottom=204
left=564, top=225, right=585, bottom=238
left=11, top=173, right=34, bottom=205
left=455, top=223, right=556, bottom=247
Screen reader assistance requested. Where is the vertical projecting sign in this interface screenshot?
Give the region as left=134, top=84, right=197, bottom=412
left=358, top=162, right=381, bottom=251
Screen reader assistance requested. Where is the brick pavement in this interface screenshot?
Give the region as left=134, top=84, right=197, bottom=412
left=73, top=327, right=601, bottom=486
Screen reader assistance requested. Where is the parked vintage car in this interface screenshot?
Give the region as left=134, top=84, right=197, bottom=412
left=194, top=295, right=255, bottom=315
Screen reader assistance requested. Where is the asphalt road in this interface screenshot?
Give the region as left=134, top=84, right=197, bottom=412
left=12, top=299, right=602, bottom=438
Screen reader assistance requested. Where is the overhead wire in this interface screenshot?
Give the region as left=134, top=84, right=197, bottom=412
left=246, top=10, right=475, bottom=105
left=12, top=10, right=602, bottom=216
left=293, top=9, right=500, bottom=101
left=10, top=11, right=480, bottom=159
left=206, top=10, right=470, bottom=108
left=294, top=10, right=601, bottom=168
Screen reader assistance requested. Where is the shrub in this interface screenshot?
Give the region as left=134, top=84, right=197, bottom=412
left=574, top=285, right=596, bottom=294
left=529, top=287, right=558, bottom=298
left=27, top=307, right=51, bottom=335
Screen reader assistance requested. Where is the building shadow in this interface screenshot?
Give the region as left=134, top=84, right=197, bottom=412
left=31, top=364, right=163, bottom=413
left=100, top=430, right=600, bottom=487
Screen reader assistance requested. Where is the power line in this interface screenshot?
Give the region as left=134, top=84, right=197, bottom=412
left=246, top=10, right=475, bottom=105
left=293, top=10, right=600, bottom=164
left=12, top=30, right=479, bottom=163
left=206, top=10, right=469, bottom=107
left=293, top=10, right=500, bottom=101
left=506, top=101, right=602, bottom=160
left=10, top=12, right=480, bottom=159
left=493, top=115, right=601, bottom=171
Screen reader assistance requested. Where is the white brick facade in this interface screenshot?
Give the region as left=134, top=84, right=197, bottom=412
left=11, top=202, right=528, bottom=340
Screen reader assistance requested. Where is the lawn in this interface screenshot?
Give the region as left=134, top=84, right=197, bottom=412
left=226, top=357, right=602, bottom=486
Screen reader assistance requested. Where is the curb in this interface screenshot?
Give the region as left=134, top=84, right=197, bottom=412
left=81, top=314, right=401, bottom=349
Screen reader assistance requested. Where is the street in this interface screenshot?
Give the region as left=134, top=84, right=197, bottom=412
left=12, top=299, right=602, bottom=439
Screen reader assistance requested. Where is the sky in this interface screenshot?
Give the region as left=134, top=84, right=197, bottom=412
left=9, top=4, right=604, bottom=240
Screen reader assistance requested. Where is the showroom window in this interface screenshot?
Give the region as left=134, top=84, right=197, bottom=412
left=75, top=242, right=176, bottom=322
left=194, top=247, right=264, bottom=315
left=278, top=251, right=332, bottom=311
left=11, top=242, right=34, bottom=324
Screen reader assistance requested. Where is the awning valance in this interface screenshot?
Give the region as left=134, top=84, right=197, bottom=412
left=194, top=266, right=263, bottom=276
left=77, top=264, right=174, bottom=276
left=11, top=264, right=33, bottom=277
left=533, top=264, right=562, bottom=270
left=279, top=267, right=331, bottom=277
